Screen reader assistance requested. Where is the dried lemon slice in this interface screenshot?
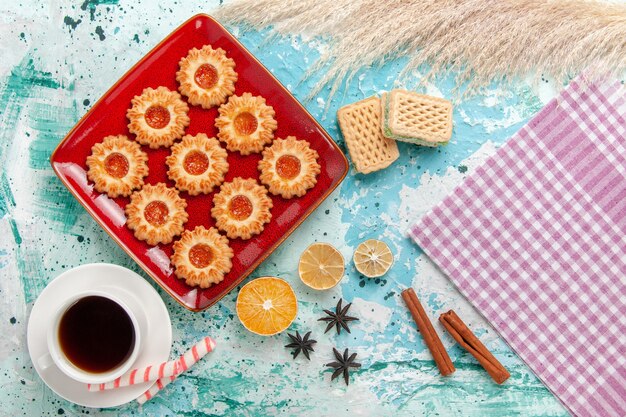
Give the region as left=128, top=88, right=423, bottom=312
left=353, top=239, right=393, bottom=277
left=236, top=277, right=297, bottom=336
left=298, top=243, right=345, bottom=290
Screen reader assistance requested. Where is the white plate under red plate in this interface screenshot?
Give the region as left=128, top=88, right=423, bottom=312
left=27, top=264, right=172, bottom=408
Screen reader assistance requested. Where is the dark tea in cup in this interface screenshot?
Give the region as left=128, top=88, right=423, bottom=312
left=58, top=295, right=136, bottom=373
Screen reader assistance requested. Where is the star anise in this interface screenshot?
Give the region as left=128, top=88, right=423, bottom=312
left=326, top=348, right=361, bottom=385
left=318, top=298, right=359, bottom=334
left=285, top=331, right=317, bottom=360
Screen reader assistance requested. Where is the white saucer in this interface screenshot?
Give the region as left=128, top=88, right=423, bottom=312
left=27, top=263, right=172, bottom=408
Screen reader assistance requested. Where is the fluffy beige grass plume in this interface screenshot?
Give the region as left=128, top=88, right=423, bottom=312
left=215, top=0, right=626, bottom=98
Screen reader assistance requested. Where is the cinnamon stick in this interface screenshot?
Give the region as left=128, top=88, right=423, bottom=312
left=401, top=288, right=455, bottom=376
left=439, top=310, right=510, bottom=384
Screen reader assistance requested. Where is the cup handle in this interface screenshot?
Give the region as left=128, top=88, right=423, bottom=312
left=38, top=352, right=54, bottom=371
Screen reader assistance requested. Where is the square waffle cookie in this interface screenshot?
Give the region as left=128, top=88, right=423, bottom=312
left=382, top=90, right=453, bottom=147
left=337, top=97, right=399, bottom=174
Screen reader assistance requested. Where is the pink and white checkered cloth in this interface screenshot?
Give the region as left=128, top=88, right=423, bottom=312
left=409, top=75, right=625, bottom=417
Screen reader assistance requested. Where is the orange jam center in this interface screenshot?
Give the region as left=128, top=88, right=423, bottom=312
left=144, top=201, right=169, bottom=226
left=233, top=112, right=258, bottom=136
left=276, top=155, right=301, bottom=180
left=228, top=195, right=253, bottom=221
left=189, top=244, right=214, bottom=268
left=104, top=152, right=129, bottom=178
left=194, top=64, right=219, bottom=89
left=183, top=151, right=210, bottom=175
left=144, top=106, right=170, bottom=129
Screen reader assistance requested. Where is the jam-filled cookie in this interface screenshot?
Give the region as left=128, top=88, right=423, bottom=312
left=171, top=226, right=234, bottom=288
left=125, top=183, right=188, bottom=245
left=86, top=135, right=149, bottom=198
left=166, top=133, right=229, bottom=195
left=176, top=45, right=238, bottom=109
left=127, top=86, right=190, bottom=149
left=211, top=177, right=273, bottom=240
left=214, top=93, right=277, bottom=155
left=258, top=136, right=321, bottom=199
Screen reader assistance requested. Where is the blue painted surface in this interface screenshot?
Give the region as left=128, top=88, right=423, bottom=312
left=0, top=1, right=569, bottom=415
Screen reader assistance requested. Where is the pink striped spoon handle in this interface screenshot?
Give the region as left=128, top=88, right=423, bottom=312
left=136, top=336, right=216, bottom=405
left=87, top=360, right=180, bottom=392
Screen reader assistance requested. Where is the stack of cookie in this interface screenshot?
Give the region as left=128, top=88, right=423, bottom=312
left=85, top=44, right=323, bottom=290
left=337, top=90, right=453, bottom=174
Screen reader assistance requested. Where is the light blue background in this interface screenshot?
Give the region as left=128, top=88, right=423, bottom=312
left=0, top=1, right=569, bottom=415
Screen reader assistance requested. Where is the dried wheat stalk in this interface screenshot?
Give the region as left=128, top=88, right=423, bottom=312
left=215, top=0, right=626, bottom=99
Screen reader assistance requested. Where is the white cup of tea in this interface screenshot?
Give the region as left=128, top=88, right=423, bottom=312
left=38, top=289, right=141, bottom=384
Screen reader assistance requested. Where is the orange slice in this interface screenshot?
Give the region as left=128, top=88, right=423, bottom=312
left=236, top=277, right=297, bottom=336
left=353, top=239, right=393, bottom=277
left=298, top=243, right=345, bottom=290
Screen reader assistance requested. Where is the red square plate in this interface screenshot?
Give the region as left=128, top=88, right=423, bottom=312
left=51, top=14, right=348, bottom=311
